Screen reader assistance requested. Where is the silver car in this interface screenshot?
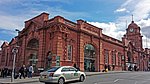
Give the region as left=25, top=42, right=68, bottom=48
left=39, top=66, right=86, bottom=84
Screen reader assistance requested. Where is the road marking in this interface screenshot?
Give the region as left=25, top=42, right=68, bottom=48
left=131, top=75, right=142, bottom=78
left=114, top=79, right=123, bottom=83
left=114, top=79, right=119, bottom=83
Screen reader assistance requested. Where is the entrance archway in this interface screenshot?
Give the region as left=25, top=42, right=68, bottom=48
left=127, top=51, right=131, bottom=63
left=84, top=44, right=96, bottom=72
left=127, top=51, right=132, bottom=71
left=27, top=38, right=39, bottom=72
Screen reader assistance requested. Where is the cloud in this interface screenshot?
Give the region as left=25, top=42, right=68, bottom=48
left=115, top=8, right=129, bottom=13
left=89, top=0, right=150, bottom=48
left=88, top=22, right=126, bottom=40
left=0, top=40, right=4, bottom=46
left=116, top=0, right=150, bottom=21
left=0, top=13, right=25, bottom=30
left=0, top=0, right=88, bottom=31
left=114, top=0, right=150, bottom=46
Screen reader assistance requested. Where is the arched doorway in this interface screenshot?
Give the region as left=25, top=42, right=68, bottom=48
left=127, top=51, right=131, bottom=63
left=84, top=44, right=96, bottom=72
left=127, top=51, right=132, bottom=71
left=27, top=38, right=39, bottom=72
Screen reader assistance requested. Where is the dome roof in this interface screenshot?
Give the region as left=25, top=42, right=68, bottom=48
left=128, top=21, right=139, bottom=28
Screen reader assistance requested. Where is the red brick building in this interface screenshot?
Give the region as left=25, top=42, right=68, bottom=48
left=0, top=12, right=149, bottom=72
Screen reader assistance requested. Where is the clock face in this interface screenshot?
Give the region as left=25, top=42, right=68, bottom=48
left=129, top=28, right=134, bottom=32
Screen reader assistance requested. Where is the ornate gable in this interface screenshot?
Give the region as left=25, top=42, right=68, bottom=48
left=9, top=38, right=17, bottom=45
left=1, top=42, right=9, bottom=48
left=49, top=23, right=69, bottom=34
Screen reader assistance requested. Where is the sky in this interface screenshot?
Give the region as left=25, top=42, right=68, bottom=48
left=0, top=0, right=150, bottom=49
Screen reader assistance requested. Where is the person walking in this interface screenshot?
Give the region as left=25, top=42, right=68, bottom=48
left=28, top=65, right=33, bottom=78
left=112, top=65, right=115, bottom=71
left=19, top=65, right=25, bottom=79
left=1, top=68, right=4, bottom=78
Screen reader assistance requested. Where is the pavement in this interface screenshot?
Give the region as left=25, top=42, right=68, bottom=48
left=0, top=71, right=129, bottom=84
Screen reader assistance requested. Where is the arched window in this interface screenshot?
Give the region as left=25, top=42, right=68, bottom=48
left=67, top=45, right=72, bottom=60
left=118, top=52, right=121, bottom=66
left=104, top=49, right=109, bottom=64
left=127, top=51, right=131, bottom=62
left=112, top=51, right=116, bottom=65
left=27, top=38, right=39, bottom=48
left=84, top=44, right=95, bottom=58
left=84, top=44, right=96, bottom=71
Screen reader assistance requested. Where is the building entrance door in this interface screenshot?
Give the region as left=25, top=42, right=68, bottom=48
left=84, top=58, right=95, bottom=71
left=84, top=44, right=96, bottom=72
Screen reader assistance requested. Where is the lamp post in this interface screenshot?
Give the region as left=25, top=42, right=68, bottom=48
left=11, top=47, right=18, bottom=82
left=11, top=29, right=20, bottom=82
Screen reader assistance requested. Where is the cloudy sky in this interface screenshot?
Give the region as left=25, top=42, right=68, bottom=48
left=0, top=0, right=150, bottom=49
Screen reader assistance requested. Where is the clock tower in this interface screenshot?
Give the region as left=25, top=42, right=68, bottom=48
left=126, top=21, right=143, bottom=51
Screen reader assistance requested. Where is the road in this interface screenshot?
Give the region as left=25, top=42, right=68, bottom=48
left=23, top=72, right=150, bottom=84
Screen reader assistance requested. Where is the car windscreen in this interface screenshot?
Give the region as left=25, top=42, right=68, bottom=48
left=47, top=67, right=60, bottom=72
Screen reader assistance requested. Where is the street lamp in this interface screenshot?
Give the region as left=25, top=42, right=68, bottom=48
left=11, top=47, right=18, bottom=82
left=11, top=29, right=20, bottom=82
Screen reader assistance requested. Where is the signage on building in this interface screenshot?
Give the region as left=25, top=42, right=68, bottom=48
left=12, top=48, right=18, bottom=53
left=56, top=56, right=60, bottom=66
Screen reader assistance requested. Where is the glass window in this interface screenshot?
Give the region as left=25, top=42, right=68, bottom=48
left=69, top=67, right=77, bottom=71
left=47, top=67, right=60, bottom=72
left=61, top=68, right=70, bottom=72
left=27, top=39, right=39, bottom=48
left=104, top=49, right=109, bottom=64
left=118, top=52, right=121, bottom=66
left=112, top=51, right=116, bottom=65
left=67, top=45, right=72, bottom=60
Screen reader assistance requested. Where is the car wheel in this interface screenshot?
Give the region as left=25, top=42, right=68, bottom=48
left=79, top=75, right=85, bottom=82
left=58, top=77, right=65, bottom=84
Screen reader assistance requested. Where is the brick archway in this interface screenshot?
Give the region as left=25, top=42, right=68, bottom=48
left=84, top=43, right=96, bottom=72
left=26, top=38, right=39, bottom=72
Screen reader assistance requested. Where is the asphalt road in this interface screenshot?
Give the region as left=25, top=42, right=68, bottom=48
left=23, top=72, right=150, bottom=84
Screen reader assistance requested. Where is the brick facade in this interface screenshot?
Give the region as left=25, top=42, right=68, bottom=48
left=0, top=13, right=150, bottom=72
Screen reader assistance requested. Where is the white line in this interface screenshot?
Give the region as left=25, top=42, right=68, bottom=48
left=114, top=79, right=119, bottom=83
left=131, top=75, right=142, bottom=78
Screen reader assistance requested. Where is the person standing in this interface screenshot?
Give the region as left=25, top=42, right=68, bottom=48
left=28, top=65, right=33, bottom=78
left=1, top=68, right=4, bottom=78
left=112, top=65, right=115, bottom=71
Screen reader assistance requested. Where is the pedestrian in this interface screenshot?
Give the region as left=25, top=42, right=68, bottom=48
left=73, top=64, right=77, bottom=68
left=108, top=65, right=111, bottom=71
left=19, top=65, right=25, bottom=79
left=112, top=65, right=115, bottom=71
left=128, top=65, right=132, bottom=71
left=134, top=65, right=137, bottom=71
left=0, top=69, right=1, bottom=77
left=28, top=65, right=33, bottom=78
left=3, top=68, right=8, bottom=77
left=24, top=66, right=28, bottom=78
left=104, top=64, right=108, bottom=72
left=1, top=68, right=4, bottom=78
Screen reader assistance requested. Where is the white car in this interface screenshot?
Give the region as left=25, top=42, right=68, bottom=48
left=39, top=66, right=86, bottom=84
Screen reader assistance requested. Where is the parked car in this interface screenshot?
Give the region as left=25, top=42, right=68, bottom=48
left=39, top=66, right=86, bottom=84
